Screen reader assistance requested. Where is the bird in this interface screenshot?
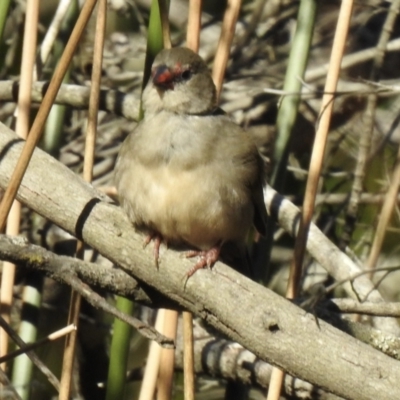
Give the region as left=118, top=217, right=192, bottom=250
left=114, top=47, right=267, bottom=277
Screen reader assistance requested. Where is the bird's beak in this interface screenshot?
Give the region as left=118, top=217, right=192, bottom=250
left=152, top=65, right=174, bottom=90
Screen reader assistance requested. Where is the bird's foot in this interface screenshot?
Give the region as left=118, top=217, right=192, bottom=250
left=143, top=232, right=165, bottom=268
left=185, top=246, right=221, bottom=277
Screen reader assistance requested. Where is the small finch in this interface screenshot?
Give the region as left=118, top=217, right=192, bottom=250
left=114, top=47, right=267, bottom=276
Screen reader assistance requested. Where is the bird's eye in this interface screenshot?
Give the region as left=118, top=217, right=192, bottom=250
left=180, top=69, right=192, bottom=81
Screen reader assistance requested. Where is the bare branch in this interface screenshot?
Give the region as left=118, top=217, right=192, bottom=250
left=0, top=81, right=140, bottom=120
left=174, top=322, right=344, bottom=400
left=1, top=122, right=400, bottom=399
left=0, top=235, right=173, bottom=347
left=0, top=315, right=60, bottom=392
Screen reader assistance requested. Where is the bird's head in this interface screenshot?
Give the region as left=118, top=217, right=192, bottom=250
left=143, top=47, right=217, bottom=115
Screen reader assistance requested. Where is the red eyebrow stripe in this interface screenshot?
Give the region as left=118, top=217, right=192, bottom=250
left=153, top=65, right=173, bottom=84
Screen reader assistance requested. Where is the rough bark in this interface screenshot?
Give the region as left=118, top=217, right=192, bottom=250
left=1, top=123, right=400, bottom=400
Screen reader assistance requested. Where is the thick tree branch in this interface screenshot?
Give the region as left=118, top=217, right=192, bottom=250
left=264, top=186, right=400, bottom=335
left=3, top=233, right=400, bottom=362
left=1, top=122, right=400, bottom=400
left=3, top=235, right=399, bottom=398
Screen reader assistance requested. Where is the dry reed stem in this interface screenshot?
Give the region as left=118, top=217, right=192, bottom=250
left=0, top=0, right=98, bottom=232
left=186, top=0, right=202, bottom=52
left=182, top=311, right=195, bottom=400
left=288, top=0, right=354, bottom=299
left=181, top=3, right=202, bottom=398
left=150, top=2, right=204, bottom=398
left=267, top=6, right=355, bottom=396
left=155, top=5, right=176, bottom=399
left=0, top=204, right=20, bottom=370
left=0, top=0, right=38, bottom=371
left=139, top=311, right=165, bottom=400
left=212, top=0, right=242, bottom=99
left=266, top=367, right=285, bottom=400
left=157, top=309, right=178, bottom=400
left=139, top=2, right=173, bottom=399
left=159, top=0, right=171, bottom=49
left=59, top=0, right=106, bottom=398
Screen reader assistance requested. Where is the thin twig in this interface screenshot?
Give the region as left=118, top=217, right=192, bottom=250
left=0, top=234, right=174, bottom=345
left=0, top=325, right=75, bottom=363
left=62, top=272, right=173, bottom=346
left=328, top=298, right=400, bottom=317
left=0, top=316, right=60, bottom=392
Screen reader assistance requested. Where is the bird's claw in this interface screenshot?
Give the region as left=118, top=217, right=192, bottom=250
left=184, top=246, right=221, bottom=278
left=143, top=233, right=163, bottom=269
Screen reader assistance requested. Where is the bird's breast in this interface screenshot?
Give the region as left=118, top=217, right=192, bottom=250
left=118, top=160, right=253, bottom=250
left=115, top=111, right=258, bottom=249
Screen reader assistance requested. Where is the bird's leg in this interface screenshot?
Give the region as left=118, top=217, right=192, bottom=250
left=185, top=245, right=221, bottom=277
left=143, top=232, right=163, bottom=268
